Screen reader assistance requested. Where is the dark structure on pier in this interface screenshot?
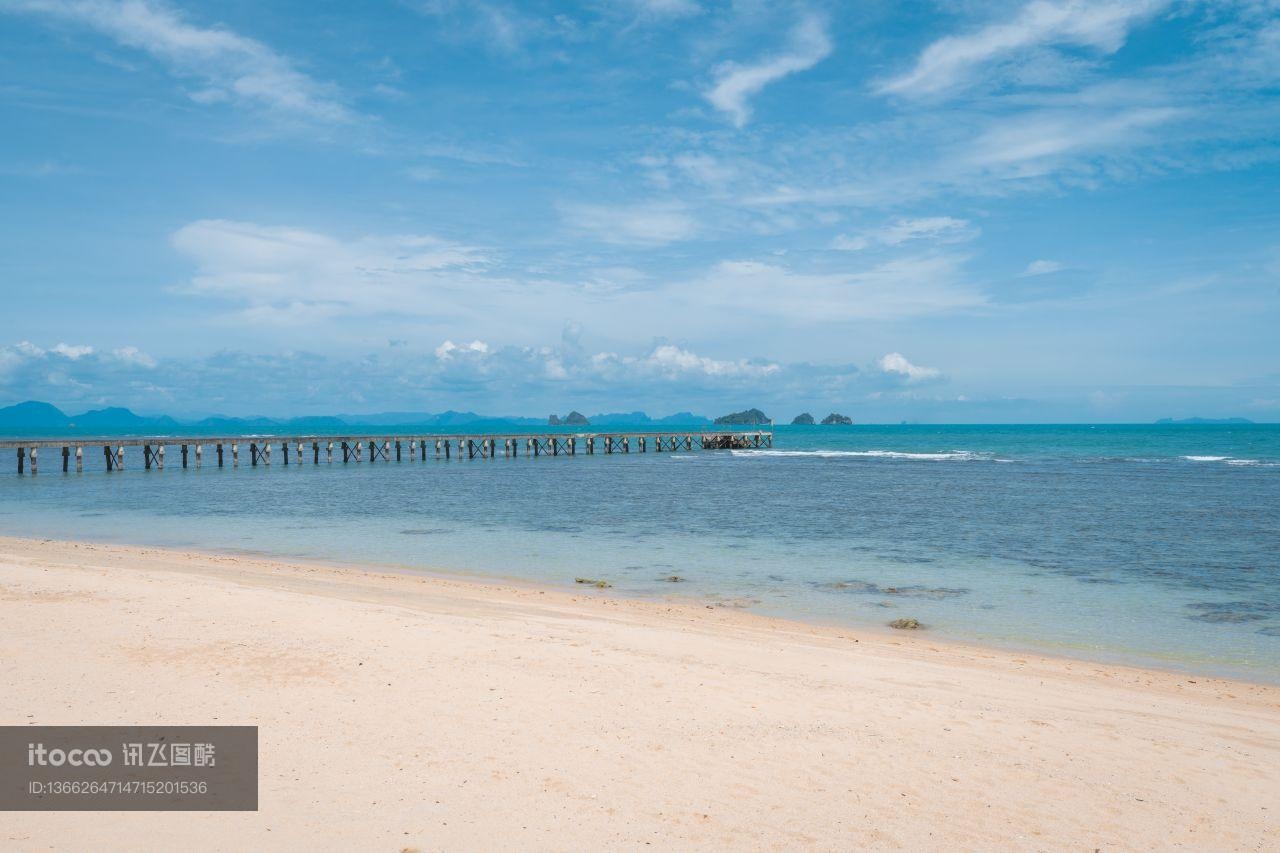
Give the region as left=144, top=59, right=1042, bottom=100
left=1, top=430, right=772, bottom=475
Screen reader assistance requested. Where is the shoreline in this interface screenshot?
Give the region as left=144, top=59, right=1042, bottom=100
left=3, top=535, right=1279, bottom=848
left=3, top=527, right=1276, bottom=687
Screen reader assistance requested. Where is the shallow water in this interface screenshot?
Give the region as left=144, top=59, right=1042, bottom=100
left=1, top=424, right=1277, bottom=681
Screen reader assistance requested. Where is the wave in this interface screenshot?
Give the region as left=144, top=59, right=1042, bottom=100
left=1182, top=455, right=1276, bottom=467
left=730, top=449, right=992, bottom=461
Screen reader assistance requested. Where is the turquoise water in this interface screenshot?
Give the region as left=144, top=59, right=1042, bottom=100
left=1, top=424, right=1277, bottom=681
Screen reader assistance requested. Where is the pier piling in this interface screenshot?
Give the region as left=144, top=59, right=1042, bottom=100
left=7, top=429, right=771, bottom=476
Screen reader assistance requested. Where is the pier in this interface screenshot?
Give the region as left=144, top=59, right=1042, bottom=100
left=1, top=430, right=772, bottom=474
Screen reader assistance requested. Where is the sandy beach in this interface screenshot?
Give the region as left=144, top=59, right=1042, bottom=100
left=1, top=535, right=1277, bottom=850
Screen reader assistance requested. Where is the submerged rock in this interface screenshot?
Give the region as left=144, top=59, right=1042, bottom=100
left=1185, top=600, right=1278, bottom=624
left=888, top=618, right=923, bottom=630
left=816, top=579, right=968, bottom=599
left=574, top=577, right=611, bottom=588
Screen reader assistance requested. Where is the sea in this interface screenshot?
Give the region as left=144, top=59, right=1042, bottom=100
left=1, top=423, right=1277, bottom=682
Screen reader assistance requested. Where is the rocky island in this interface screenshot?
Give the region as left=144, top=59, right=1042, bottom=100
left=714, top=408, right=771, bottom=425
left=821, top=413, right=853, bottom=425
left=791, top=413, right=815, bottom=425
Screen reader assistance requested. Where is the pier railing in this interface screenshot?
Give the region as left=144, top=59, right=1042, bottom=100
left=1, top=430, right=773, bottom=474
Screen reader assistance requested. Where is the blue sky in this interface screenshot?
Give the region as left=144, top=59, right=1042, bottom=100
left=1, top=0, right=1278, bottom=421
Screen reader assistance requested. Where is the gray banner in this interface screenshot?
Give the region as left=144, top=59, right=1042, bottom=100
left=0, top=726, right=257, bottom=811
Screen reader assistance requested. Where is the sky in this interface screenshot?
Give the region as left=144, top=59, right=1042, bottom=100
left=1, top=0, right=1278, bottom=421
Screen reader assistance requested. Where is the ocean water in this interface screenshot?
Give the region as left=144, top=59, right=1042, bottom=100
left=1, top=424, right=1278, bottom=682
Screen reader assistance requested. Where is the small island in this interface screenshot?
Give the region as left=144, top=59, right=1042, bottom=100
left=791, top=413, right=815, bottom=425
left=1155, top=417, right=1254, bottom=425
left=821, top=413, right=853, bottom=425
left=549, top=411, right=590, bottom=426
left=714, top=408, right=770, bottom=425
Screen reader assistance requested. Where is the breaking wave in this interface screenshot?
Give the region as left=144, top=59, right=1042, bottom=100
left=730, top=449, right=994, bottom=462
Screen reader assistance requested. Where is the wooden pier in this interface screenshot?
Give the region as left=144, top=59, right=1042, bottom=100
left=0, top=430, right=772, bottom=474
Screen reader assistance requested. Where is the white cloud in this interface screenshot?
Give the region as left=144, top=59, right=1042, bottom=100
left=165, top=218, right=991, bottom=347
left=51, top=342, right=94, bottom=359
left=14, top=341, right=46, bottom=357
left=435, top=339, right=490, bottom=360
left=879, top=0, right=1168, bottom=97
left=405, top=165, right=439, bottom=182
left=635, top=344, right=780, bottom=378
left=170, top=219, right=496, bottom=321
left=1023, top=259, right=1064, bottom=275
left=877, top=352, right=941, bottom=382
left=560, top=202, right=698, bottom=246
left=111, top=346, right=157, bottom=367
left=690, top=255, right=985, bottom=322
left=704, top=14, right=832, bottom=127
left=623, top=0, right=700, bottom=20
left=833, top=216, right=978, bottom=251
left=0, top=337, right=877, bottom=415
left=967, top=105, right=1185, bottom=170
left=7, top=0, right=350, bottom=122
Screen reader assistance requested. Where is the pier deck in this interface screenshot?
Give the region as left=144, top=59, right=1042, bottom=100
left=1, top=430, right=772, bottom=473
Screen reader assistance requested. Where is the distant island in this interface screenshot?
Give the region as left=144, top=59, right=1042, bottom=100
left=549, top=411, right=590, bottom=426
left=791, top=413, right=815, bottom=425
left=0, top=400, right=714, bottom=437
left=821, top=413, right=853, bottom=425
left=1155, top=417, right=1254, bottom=425
left=714, top=408, right=770, bottom=426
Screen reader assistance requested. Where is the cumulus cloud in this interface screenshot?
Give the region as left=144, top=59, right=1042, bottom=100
left=877, top=352, right=941, bottom=382
left=833, top=216, right=978, bottom=251
left=51, top=343, right=94, bottom=359
left=435, top=339, right=490, bottom=360
left=5, top=0, right=351, bottom=122
left=878, top=0, right=1168, bottom=97
left=704, top=14, right=832, bottom=127
left=0, top=342, right=164, bottom=406
left=0, top=338, right=888, bottom=417
left=592, top=344, right=781, bottom=380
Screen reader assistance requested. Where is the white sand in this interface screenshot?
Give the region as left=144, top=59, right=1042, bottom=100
left=1, top=536, right=1277, bottom=851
